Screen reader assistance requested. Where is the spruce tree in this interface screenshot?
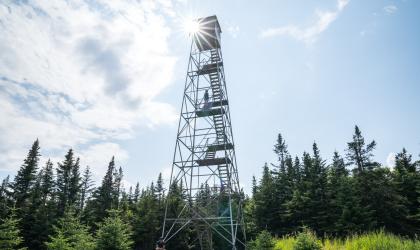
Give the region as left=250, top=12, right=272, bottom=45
left=79, top=167, right=94, bottom=211
left=394, top=148, right=420, bottom=233
left=68, top=158, right=81, bottom=210
left=96, top=210, right=133, bottom=250
left=346, top=125, right=377, bottom=173
left=326, top=152, right=352, bottom=235
left=254, top=163, right=276, bottom=231
left=0, top=211, right=25, bottom=250
left=271, top=134, right=291, bottom=234
left=345, top=126, right=378, bottom=231
left=40, top=160, right=54, bottom=205
left=56, top=149, right=77, bottom=215
left=133, top=182, right=140, bottom=203
left=155, top=173, right=165, bottom=203
left=112, top=166, right=123, bottom=209
left=13, top=139, right=40, bottom=211
left=85, top=157, right=119, bottom=224
left=25, top=160, right=57, bottom=249
left=0, top=176, right=12, bottom=218
left=45, top=210, right=95, bottom=250
left=308, top=143, right=329, bottom=234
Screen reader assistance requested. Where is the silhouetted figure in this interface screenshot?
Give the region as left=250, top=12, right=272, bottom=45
left=203, top=90, right=210, bottom=110
left=156, top=238, right=166, bottom=250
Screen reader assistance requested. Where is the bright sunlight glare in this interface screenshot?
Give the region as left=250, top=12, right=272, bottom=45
left=184, top=19, right=200, bottom=34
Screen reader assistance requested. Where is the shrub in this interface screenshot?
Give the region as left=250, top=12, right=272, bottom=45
left=293, top=228, right=322, bottom=250
left=248, top=230, right=275, bottom=250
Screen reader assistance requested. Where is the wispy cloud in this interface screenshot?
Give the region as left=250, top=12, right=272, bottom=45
left=260, top=0, right=350, bottom=44
left=0, top=0, right=178, bottom=174
left=383, top=5, right=398, bottom=14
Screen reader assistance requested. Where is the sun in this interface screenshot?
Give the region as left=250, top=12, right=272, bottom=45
left=184, top=19, right=200, bottom=34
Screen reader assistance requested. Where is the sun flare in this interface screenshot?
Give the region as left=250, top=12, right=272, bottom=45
left=184, top=19, right=200, bottom=34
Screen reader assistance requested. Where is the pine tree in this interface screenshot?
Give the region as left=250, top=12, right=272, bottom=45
left=345, top=126, right=378, bottom=231
left=271, top=134, right=292, bottom=235
left=308, top=143, right=329, bottom=234
left=287, top=152, right=313, bottom=231
left=79, top=167, right=94, bottom=211
left=133, top=182, right=140, bottom=204
left=40, top=160, right=54, bottom=205
left=0, top=176, right=12, bottom=218
left=85, top=157, right=118, bottom=224
left=254, top=163, right=276, bottom=231
left=127, top=186, right=133, bottom=206
left=251, top=176, right=257, bottom=197
left=112, top=166, right=123, bottom=209
left=0, top=211, right=25, bottom=250
left=68, top=158, right=81, bottom=210
left=394, top=148, right=420, bottom=233
left=346, top=125, right=377, bottom=173
left=24, top=160, right=57, bottom=249
left=326, top=152, right=350, bottom=235
left=45, top=210, right=95, bottom=250
left=95, top=210, right=133, bottom=250
left=13, top=139, right=40, bottom=211
left=155, top=173, right=165, bottom=203
left=56, top=149, right=77, bottom=215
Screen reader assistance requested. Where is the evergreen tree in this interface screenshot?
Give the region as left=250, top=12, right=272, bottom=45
left=56, top=149, right=78, bottom=215
left=345, top=126, right=378, bottom=231
left=24, top=160, right=57, bottom=249
left=0, top=211, right=25, bottom=250
left=85, top=157, right=119, bottom=224
left=127, top=186, right=133, bottom=206
left=0, top=176, right=12, bottom=218
left=308, top=143, right=329, bottom=234
left=254, top=163, right=276, bottom=231
left=346, top=125, right=377, bottom=173
left=326, top=152, right=348, bottom=235
left=113, top=166, right=123, bottom=209
left=79, top=167, right=94, bottom=211
left=40, top=160, right=54, bottom=205
left=271, top=134, right=292, bottom=234
left=133, top=182, right=140, bottom=204
left=155, top=173, right=165, bottom=204
left=68, top=158, right=81, bottom=210
left=251, top=176, right=257, bottom=197
left=287, top=152, right=312, bottom=231
left=95, top=210, right=133, bottom=250
left=45, top=210, right=95, bottom=250
left=394, top=148, right=420, bottom=234
left=12, top=139, right=40, bottom=211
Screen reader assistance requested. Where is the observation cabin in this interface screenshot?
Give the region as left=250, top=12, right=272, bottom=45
left=193, top=15, right=222, bottom=51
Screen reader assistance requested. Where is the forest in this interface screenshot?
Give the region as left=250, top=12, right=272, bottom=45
left=0, top=125, right=419, bottom=250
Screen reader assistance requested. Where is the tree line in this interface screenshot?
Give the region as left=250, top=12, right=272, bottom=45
left=0, top=139, right=175, bottom=250
left=0, top=125, right=419, bottom=249
left=246, top=126, right=420, bottom=241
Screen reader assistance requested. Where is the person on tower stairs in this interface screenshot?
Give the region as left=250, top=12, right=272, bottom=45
left=156, top=238, right=166, bottom=250
left=203, top=89, right=210, bottom=110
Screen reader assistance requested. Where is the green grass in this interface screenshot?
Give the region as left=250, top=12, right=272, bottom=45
left=273, top=231, right=420, bottom=250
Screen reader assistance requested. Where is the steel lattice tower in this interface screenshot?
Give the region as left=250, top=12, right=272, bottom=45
left=161, top=16, right=245, bottom=250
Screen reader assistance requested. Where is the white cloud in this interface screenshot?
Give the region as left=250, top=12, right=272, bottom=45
left=77, top=142, right=129, bottom=180
left=386, top=152, right=396, bottom=168
left=260, top=0, right=350, bottom=44
left=0, top=0, right=179, bottom=172
left=384, top=5, right=397, bottom=14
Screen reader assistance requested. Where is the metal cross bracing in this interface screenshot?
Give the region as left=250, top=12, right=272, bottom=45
left=161, top=16, right=245, bottom=250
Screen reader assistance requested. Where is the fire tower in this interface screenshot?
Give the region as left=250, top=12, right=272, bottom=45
left=161, top=16, right=245, bottom=249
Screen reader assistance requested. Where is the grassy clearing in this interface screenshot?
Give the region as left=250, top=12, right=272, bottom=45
left=270, top=230, right=420, bottom=250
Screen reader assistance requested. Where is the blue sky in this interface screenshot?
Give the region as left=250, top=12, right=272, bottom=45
left=0, top=0, right=419, bottom=193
